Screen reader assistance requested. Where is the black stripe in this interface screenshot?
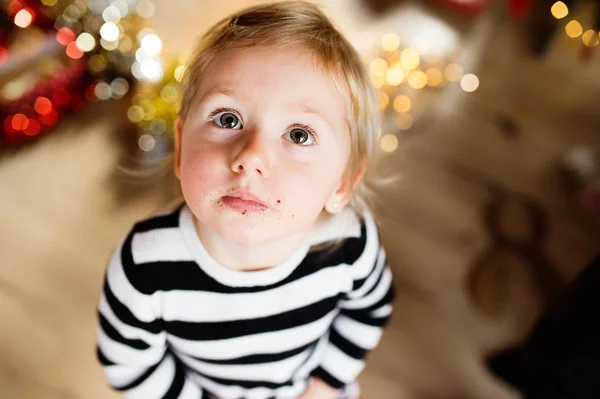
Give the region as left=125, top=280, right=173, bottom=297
left=340, top=308, right=392, bottom=327
left=310, top=366, right=344, bottom=389
left=351, top=248, right=381, bottom=292
left=190, top=340, right=316, bottom=365
left=361, top=259, right=386, bottom=299
left=126, top=219, right=368, bottom=295
left=351, top=224, right=379, bottom=291
left=360, top=283, right=396, bottom=315
left=98, top=312, right=151, bottom=350
left=329, top=328, right=367, bottom=360
left=162, top=353, right=186, bottom=399
left=165, top=296, right=339, bottom=341
left=97, top=346, right=115, bottom=366
left=115, top=359, right=163, bottom=391
left=134, top=205, right=183, bottom=233
left=104, top=277, right=163, bottom=334
left=195, top=374, right=294, bottom=390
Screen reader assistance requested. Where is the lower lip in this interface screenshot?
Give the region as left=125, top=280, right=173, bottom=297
left=220, top=196, right=268, bottom=213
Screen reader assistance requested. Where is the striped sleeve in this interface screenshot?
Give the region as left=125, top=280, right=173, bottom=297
left=96, top=231, right=204, bottom=399
left=311, top=215, right=395, bottom=389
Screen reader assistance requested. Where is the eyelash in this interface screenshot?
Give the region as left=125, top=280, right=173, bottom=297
left=207, top=107, right=319, bottom=145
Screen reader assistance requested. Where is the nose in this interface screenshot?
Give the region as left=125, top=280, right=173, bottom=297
left=230, top=130, right=272, bottom=178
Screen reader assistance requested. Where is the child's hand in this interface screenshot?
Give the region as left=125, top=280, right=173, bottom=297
left=297, top=378, right=338, bottom=399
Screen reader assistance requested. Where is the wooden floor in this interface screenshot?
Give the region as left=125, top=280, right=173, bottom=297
left=1, top=2, right=600, bottom=399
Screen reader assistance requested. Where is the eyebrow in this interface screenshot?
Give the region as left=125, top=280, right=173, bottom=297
left=195, top=87, right=239, bottom=105
left=289, top=103, right=337, bottom=132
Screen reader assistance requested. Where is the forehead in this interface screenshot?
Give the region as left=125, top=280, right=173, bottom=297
left=193, top=45, right=350, bottom=120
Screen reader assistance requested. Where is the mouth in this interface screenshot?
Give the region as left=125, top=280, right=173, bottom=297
left=220, top=190, right=268, bottom=213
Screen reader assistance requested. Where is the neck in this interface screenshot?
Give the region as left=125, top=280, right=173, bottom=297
left=194, top=219, right=311, bottom=271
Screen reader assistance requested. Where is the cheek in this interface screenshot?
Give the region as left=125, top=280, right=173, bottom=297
left=180, top=146, right=225, bottom=192
left=273, top=165, right=341, bottom=215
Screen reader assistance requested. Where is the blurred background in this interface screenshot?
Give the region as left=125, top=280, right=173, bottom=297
left=1, top=0, right=600, bottom=398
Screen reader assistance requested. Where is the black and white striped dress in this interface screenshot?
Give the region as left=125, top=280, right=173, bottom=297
left=97, top=204, right=394, bottom=399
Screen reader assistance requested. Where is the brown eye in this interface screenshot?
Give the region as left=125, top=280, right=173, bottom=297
left=213, top=111, right=242, bottom=129
left=287, top=128, right=314, bottom=145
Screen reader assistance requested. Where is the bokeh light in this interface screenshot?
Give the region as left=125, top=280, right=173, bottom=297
left=94, top=82, right=112, bottom=100
left=393, top=95, right=412, bottom=113
left=128, top=105, right=145, bottom=123
left=138, top=134, right=156, bottom=151
left=56, top=27, right=76, bottom=46
left=460, top=74, right=480, bottom=92
left=386, top=67, right=405, bottom=86
left=111, top=78, right=130, bottom=99
left=370, top=58, right=388, bottom=77
left=582, top=29, right=599, bottom=47
left=136, top=0, right=156, bottom=18
left=66, top=42, right=84, bottom=59
left=174, top=65, right=186, bottom=82
left=400, top=48, right=420, bottom=70
left=34, top=97, right=53, bottom=115
left=100, top=22, right=120, bottom=41
left=102, top=5, right=122, bottom=23
left=14, top=8, right=34, bottom=28
left=76, top=32, right=96, bottom=52
left=160, top=84, right=181, bottom=104
left=11, top=114, right=29, bottom=131
left=23, top=120, right=41, bottom=136
left=445, top=64, right=463, bottom=81
left=380, top=134, right=399, bottom=153
left=53, top=88, right=70, bottom=105
left=426, top=68, right=443, bottom=87
left=408, top=70, right=428, bottom=89
left=565, top=20, right=583, bottom=38
left=141, top=34, right=162, bottom=55
left=551, top=1, right=569, bottom=19
left=382, top=33, right=400, bottom=52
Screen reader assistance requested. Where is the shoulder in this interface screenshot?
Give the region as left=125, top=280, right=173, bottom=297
left=106, top=202, right=189, bottom=294
left=308, top=208, right=382, bottom=267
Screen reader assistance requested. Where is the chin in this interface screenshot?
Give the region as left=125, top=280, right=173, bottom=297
left=210, top=216, right=275, bottom=246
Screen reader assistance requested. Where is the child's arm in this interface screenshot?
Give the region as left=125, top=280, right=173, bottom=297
left=96, top=237, right=204, bottom=399
left=311, top=216, right=395, bottom=390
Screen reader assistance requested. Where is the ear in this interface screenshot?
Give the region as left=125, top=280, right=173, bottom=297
left=324, top=159, right=367, bottom=214
left=174, top=116, right=184, bottom=180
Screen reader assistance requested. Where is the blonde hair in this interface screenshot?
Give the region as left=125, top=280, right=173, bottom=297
left=180, top=1, right=384, bottom=214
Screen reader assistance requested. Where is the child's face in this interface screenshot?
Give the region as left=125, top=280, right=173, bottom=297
left=175, top=45, right=352, bottom=245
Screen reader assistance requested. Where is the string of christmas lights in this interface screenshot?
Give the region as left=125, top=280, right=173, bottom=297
left=0, top=0, right=175, bottom=147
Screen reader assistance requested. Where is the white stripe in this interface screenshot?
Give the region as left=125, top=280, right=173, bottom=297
left=99, top=296, right=164, bottom=347
left=320, top=344, right=365, bottom=384
left=125, top=351, right=176, bottom=399
left=97, top=327, right=165, bottom=367
left=341, top=267, right=392, bottom=310
left=167, top=310, right=338, bottom=360
left=292, top=333, right=330, bottom=380
left=162, top=266, right=349, bottom=322
left=371, top=303, right=393, bottom=318
left=333, top=314, right=383, bottom=350
left=189, top=372, right=306, bottom=399
left=179, top=376, right=204, bottom=399
left=132, top=228, right=193, bottom=264
left=104, top=365, right=147, bottom=388
left=347, top=247, right=386, bottom=300
left=106, top=245, right=160, bottom=322
left=178, top=347, right=311, bottom=382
